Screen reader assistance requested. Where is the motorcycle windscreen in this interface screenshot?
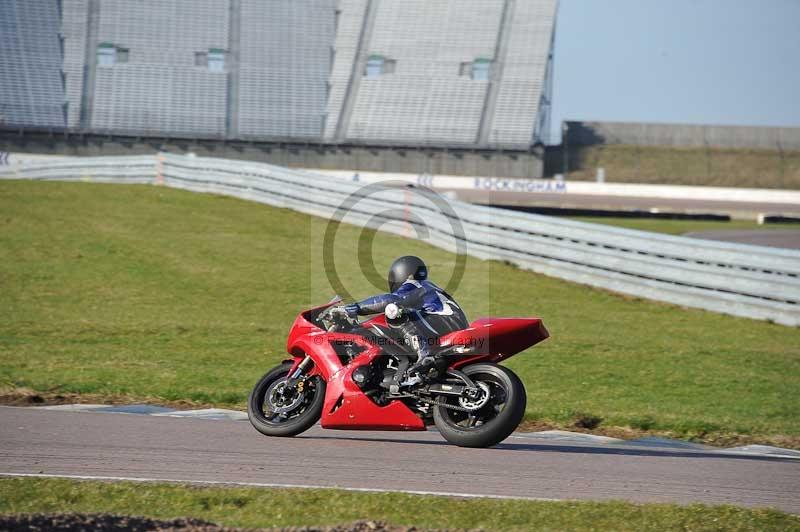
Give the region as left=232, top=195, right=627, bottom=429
left=438, top=318, right=549, bottom=358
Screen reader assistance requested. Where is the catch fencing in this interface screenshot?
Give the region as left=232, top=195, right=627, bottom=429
left=2, top=153, right=799, bottom=326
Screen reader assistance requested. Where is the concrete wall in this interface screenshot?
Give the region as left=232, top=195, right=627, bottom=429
left=0, top=130, right=543, bottom=178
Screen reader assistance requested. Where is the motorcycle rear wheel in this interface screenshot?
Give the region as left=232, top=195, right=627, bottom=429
left=433, top=363, right=526, bottom=448
left=248, top=361, right=326, bottom=437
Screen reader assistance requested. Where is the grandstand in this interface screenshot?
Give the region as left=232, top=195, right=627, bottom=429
left=487, top=0, right=556, bottom=147
left=1, top=0, right=557, bottom=157
left=61, top=0, right=88, bottom=129
left=238, top=0, right=335, bottom=139
left=89, top=0, right=231, bottom=135
left=336, top=0, right=505, bottom=145
left=0, top=0, right=65, bottom=128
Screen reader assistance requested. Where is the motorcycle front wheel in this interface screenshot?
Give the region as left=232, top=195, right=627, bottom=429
left=433, top=363, right=526, bottom=448
left=247, top=361, right=326, bottom=437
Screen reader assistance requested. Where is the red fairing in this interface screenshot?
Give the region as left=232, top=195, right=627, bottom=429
left=321, top=348, right=425, bottom=430
left=285, top=300, right=333, bottom=356
left=439, top=318, right=549, bottom=363
left=286, top=306, right=425, bottom=430
left=284, top=304, right=547, bottom=431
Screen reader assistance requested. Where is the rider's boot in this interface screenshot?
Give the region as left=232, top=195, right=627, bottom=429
left=400, top=357, right=436, bottom=388
left=399, top=334, right=436, bottom=388
left=389, top=357, right=411, bottom=395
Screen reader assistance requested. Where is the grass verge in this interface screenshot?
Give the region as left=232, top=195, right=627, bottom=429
left=558, top=144, right=800, bottom=189
left=1, top=478, right=798, bottom=531
left=1, top=181, right=799, bottom=446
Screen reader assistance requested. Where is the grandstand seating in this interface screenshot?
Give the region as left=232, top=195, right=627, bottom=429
left=238, top=0, right=335, bottom=139
left=342, top=0, right=504, bottom=145
left=0, top=0, right=65, bottom=127
left=90, top=0, right=230, bottom=135
left=61, top=0, right=88, bottom=128
left=7, top=0, right=557, bottom=150
left=487, top=0, right=557, bottom=147
left=323, top=0, right=369, bottom=141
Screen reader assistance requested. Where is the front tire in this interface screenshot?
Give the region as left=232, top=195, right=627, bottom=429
left=248, top=361, right=326, bottom=437
left=433, top=363, right=526, bottom=448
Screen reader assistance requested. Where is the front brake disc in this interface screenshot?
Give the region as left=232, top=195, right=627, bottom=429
left=265, top=378, right=305, bottom=414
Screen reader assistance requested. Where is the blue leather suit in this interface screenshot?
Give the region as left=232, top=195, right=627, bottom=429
left=346, top=280, right=468, bottom=360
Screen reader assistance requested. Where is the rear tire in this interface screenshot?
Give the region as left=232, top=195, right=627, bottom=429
left=248, top=361, right=326, bottom=437
left=433, top=363, right=526, bottom=448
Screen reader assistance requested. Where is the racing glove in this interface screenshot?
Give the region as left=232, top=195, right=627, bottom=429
left=328, top=304, right=360, bottom=318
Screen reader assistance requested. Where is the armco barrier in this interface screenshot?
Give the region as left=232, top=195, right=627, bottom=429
left=2, top=153, right=799, bottom=326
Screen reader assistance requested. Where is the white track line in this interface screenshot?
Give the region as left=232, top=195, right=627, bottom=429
left=0, top=472, right=563, bottom=503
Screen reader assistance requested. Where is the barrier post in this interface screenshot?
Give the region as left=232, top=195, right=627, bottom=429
left=404, top=188, right=411, bottom=237
left=156, top=154, right=165, bottom=185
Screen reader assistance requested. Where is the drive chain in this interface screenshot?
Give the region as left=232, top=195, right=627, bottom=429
left=417, top=395, right=473, bottom=412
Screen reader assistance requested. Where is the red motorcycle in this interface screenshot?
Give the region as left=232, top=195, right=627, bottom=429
left=247, top=298, right=549, bottom=448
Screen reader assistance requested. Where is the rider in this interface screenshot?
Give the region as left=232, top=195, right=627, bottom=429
left=333, top=256, right=468, bottom=388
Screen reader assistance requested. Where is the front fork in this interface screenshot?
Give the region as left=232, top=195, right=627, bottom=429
left=289, top=355, right=314, bottom=380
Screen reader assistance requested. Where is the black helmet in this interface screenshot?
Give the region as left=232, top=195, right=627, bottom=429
left=388, top=256, right=428, bottom=292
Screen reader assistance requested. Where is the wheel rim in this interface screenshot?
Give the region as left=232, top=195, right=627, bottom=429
left=255, top=373, right=319, bottom=425
left=440, top=373, right=509, bottom=430
left=265, top=378, right=305, bottom=414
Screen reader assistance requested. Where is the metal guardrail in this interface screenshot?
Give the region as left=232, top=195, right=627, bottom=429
left=3, top=153, right=799, bottom=326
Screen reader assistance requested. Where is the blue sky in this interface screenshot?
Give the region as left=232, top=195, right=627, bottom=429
left=549, top=0, right=800, bottom=143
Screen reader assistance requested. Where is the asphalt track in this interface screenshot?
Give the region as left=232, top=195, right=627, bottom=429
left=685, top=229, right=800, bottom=249
left=2, top=407, right=799, bottom=513
left=447, top=188, right=800, bottom=248
left=447, top=189, right=800, bottom=219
